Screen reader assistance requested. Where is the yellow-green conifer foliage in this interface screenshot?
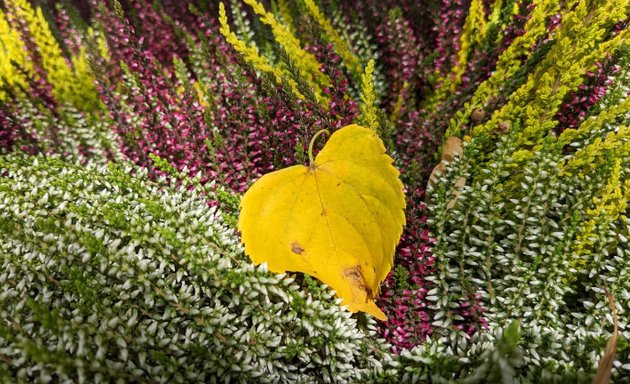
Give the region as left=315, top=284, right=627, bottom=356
left=571, top=159, right=629, bottom=279
left=243, top=0, right=331, bottom=102
left=218, top=1, right=338, bottom=105
left=449, top=0, right=488, bottom=87
left=563, top=125, right=630, bottom=176
left=219, top=3, right=284, bottom=80
left=276, top=0, right=296, bottom=35
left=558, top=90, right=630, bottom=146
left=425, top=0, right=488, bottom=109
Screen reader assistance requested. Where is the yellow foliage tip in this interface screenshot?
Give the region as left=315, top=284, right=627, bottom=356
left=422, top=0, right=488, bottom=109
left=238, top=124, right=406, bottom=320
left=88, top=27, right=111, bottom=60
left=489, top=0, right=503, bottom=26
left=390, top=81, right=409, bottom=124
left=587, top=159, right=629, bottom=221
left=563, top=126, right=630, bottom=175
left=276, top=0, right=295, bottom=34
left=5, top=0, right=99, bottom=110
left=573, top=159, right=629, bottom=261
left=358, top=59, right=380, bottom=132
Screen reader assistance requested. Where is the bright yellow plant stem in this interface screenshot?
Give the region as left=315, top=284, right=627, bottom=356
left=0, top=8, right=31, bottom=100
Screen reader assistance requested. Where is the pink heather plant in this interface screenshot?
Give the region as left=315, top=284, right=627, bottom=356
left=129, top=0, right=188, bottom=65
left=54, top=6, right=84, bottom=54
left=93, top=3, right=213, bottom=180
left=432, top=0, right=469, bottom=76
left=89, top=2, right=361, bottom=195
left=0, top=106, right=40, bottom=155
left=375, top=11, right=422, bottom=114
left=377, top=187, right=437, bottom=353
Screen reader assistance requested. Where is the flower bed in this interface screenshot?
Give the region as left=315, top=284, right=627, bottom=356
left=0, top=0, right=629, bottom=382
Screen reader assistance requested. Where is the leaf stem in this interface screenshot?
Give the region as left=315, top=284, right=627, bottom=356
left=308, top=129, right=330, bottom=166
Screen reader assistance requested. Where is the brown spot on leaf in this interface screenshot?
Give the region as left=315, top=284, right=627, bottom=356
left=291, top=241, right=304, bottom=255
left=364, top=286, right=374, bottom=300
left=343, top=265, right=374, bottom=300
left=344, top=266, right=362, bottom=280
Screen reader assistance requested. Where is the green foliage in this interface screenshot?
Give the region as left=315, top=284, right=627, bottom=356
left=474, top=0, right=629, bottom=144
left=423, top=13, right=630, bottom=381
left=455, top=321, right=524, bottom=384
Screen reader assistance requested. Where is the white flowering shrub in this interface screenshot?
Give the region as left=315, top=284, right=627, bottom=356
left=0, top=155, right=393, bottom=383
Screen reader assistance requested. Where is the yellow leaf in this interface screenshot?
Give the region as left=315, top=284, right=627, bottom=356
left=238, top=124, right=406, bottom=320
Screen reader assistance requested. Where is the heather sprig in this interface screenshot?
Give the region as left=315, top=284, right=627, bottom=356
left=301, top=0, right=363, bottom=79
left=357, top=59, right=379, bottom=131
left=424, top=0, right=489, bottom=108
left=0, top=7, right=32, bottom=100
left=445, top=0, right=582, bottom=140
left=242, top=0, right=331, bottom=102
